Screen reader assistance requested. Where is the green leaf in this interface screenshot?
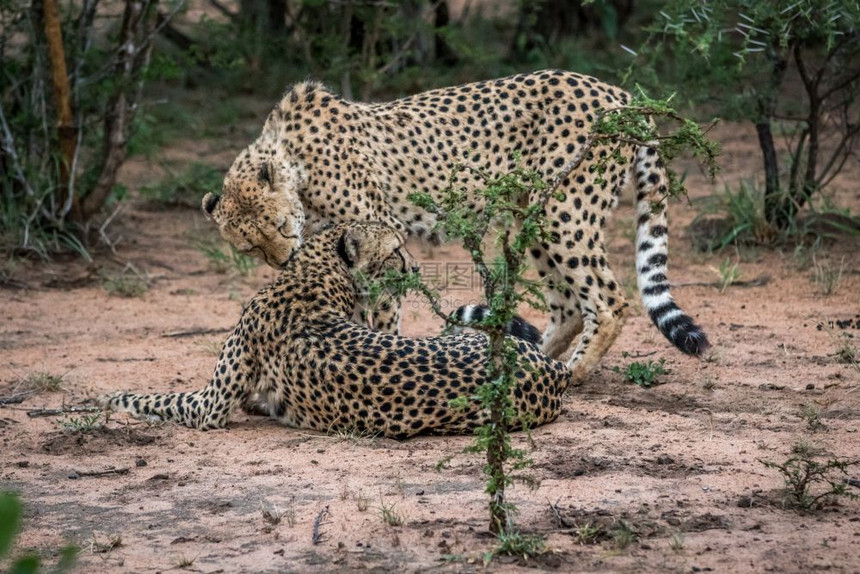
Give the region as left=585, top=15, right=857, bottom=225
left=10, top=556, right=40, bottom=574
left=0, top=493, right=22, bottom=558
left=55, top=545, right=78, bottom=572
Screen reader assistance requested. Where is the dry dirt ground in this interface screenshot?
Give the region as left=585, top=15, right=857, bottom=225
left=2, top=122, right=859, bottom=574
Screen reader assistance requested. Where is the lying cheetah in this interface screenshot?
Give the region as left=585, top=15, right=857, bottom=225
left=202, top=70, right=709, bottom=381
left=100, top=223, right=570, bottom=438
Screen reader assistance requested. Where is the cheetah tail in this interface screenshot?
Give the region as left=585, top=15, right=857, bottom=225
left=633, top=145, right=710, bottom=356
left=452, top=305, right=543, bottom=346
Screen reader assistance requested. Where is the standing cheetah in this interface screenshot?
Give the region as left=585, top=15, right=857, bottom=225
left=100, top=223, right=570, bottom=437
left=202, top=70, right=709, bottom=381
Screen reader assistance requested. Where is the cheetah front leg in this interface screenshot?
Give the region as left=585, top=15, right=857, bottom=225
left=100, top=326, right=259, bottom=429
left=352, top=291, right=403, bottom=333
left=542, top=279, right=585, bottom=359
left=369, top=293, right=403, bottom=333
left=528, top=247, right=583, bottom=359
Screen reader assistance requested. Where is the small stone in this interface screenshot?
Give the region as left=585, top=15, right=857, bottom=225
left=135, top=458, right=147, bottom=467
left=806, top=383, right=815, bottom=390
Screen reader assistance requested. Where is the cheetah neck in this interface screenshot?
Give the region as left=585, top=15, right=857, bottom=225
left=282, top=247, right=357, bottom=320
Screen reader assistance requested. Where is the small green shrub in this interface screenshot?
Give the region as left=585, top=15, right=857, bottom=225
left=609, top=520, right=638, bottom=549
left=691, top=182, right=775, bottom=251
left=101, top=268, right=150, bottom=298
left=613, top=354, right=668, bottom=388
left=800, top=403, right=825, bottom=432
left=830, top=334, right=859, bottom=373
left=573, top=522, right=602, bottom=545
left=761, top=449, right=859, bottom=511
left=20, top=372, right=64, bottom=393
left=491, top=530, right=546, bottom=561
left=58, top=413, right=104, bottom=433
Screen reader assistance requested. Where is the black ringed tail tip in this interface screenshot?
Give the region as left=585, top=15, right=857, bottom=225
left=452, top=304, right=543, bottom=346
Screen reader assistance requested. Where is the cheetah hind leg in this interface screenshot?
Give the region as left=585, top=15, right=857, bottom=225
left=559, top=264, right=630, bottom=383
left=241, top=392, right=270, bottom=416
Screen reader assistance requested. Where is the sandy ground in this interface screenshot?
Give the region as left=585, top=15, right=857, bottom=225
left=1, top=122, right=859, bottom=574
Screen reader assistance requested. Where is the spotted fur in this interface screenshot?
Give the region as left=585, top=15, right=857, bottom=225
left=203, top=70, right=709, bottom=381
left=100, top=223, right=570, bottom=437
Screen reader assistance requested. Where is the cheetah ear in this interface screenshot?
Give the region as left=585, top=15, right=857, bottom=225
left=258, top=162, right=273, bottom=186
left=202, top=193, right=220, bottom=221
left=336, top=229, right=361, bottom=268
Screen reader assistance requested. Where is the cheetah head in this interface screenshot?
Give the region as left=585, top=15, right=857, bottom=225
left=202, top=148, right=308, bottom=269
left=336, top=222, right=419, bottom=282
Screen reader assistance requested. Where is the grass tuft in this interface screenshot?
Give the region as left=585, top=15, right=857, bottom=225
left=492, top=530, right=545, bottom=560
left=377, top=497, right=404, bottom=526
left=101, top=267, right=149, bottom=298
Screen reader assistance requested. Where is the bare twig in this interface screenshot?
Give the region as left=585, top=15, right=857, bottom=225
left=546, top=497, right=570, bottom=528
left=207, top=0, right=238, bottom=22
left=162, top=327, right=232, bottom=339
left=0, top=392, right=34, bottom=406
left=26, top=405, right=102, bottom=418
left=370, top=0, right=444, bottom=78
left=0, top=100, right=37, bottom=198
left=626, top=351, right=659, bottom=358
left=70, top=467, right=130, bottom=478
left=672, top=275, right=771, bottom=289
left=97, top=203, right=125, bottom=254
left=312, top=505, right=330, bottom=544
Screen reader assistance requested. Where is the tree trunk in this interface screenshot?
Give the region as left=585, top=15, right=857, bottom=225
left=267, top=0, right=286, bottom=33
left=778, top=43, right=825, bottom=223
left=433, top=0, right=458, bottom=66
left=757, top=120, right=785, bottom=228
left=797, top=87, right=821, bottom=213
left=486, top=336, right=508, bottom=535
left=403, top=0, right=434, bottom=67
left=758, top=47, right=789, bottom=229
left=42, top=0, right=82, bottom=221
left=510, top=0, right=634, bottom=58
left=81, top=0, right=158, bottom=220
